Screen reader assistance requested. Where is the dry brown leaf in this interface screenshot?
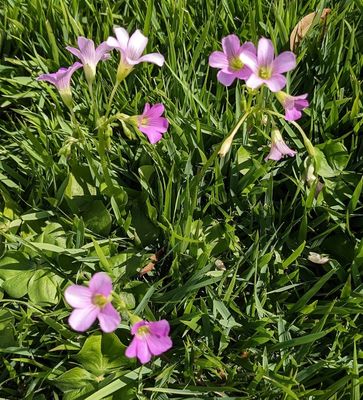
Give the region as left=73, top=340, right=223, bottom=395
left=290, top=8, right=331, bottom=51
left=139, top=248, right=164, bottom=276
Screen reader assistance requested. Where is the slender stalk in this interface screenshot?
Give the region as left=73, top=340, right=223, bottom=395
left=97, top=125, right=115, bottom=193
left=105, top=80, right=121, bottom=119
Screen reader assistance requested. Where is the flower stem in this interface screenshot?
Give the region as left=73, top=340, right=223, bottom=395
left=97, top=125, right=115, bottom=194
left=105, top=80, right=121, bottom=119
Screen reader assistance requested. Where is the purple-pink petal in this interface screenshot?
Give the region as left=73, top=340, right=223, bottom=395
left=95, top=41, right=113, bottom=62
left=98, top=303, right=121, bottom=333
left=221, top=34, right=241, bottom=58
left=135, top=339, right=152, bottom=364
left=217, top=70, right=236, bottom=86
left=273, top=51, right=296, bottom=74
left=264, top=74, right=286, bottom=92
left=144, top=103, right=165, bottom=118
left=125, top=337, right=138, bottom=358
left=234, top=65, right=252, bottom=80
left=275, top=141, right=297, bottom=157
left=146, top=334, right=172, bottom=356
left=257, top=38, right=275, bottom=67
left=241, top=41, right=257, bottom=54
left=285, top=108, right=303, bottom=121
left=64, top=285, right=92, bottom=308
left=209, top=51, right=229, bottom=69
left=239, top=50, right=258, bottom=72
left=68, top=305, right=99, bottom=332
left=139, top=127, right=164, bottom=144
left=127, top=29, right=148, bottom=60
left=114, top=27, right=129, bottom=50
left=66, top=46, right=82, bottom=60
left=245, top=73, right=264, bottom=89
left=136, top=53, right=165, bottom=66
left=149, top=319, right=170, bottom=336
left=265, top=146, right=284, bottom=161
left=88, top=272, right=112, bottom=296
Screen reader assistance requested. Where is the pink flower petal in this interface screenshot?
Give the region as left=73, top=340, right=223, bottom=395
left=265, top=74, right=286, bottom=92
left=77, top=37, right=96, bottom=62
left=273, top=51, right=296, bottom=74
left=88, top=272, right=112, bottom=296
left=66, top=46, right=82, bottom=60
left=106, top=36, right=121, bottom=49
left=114, top=27, right=129, bottom=50
left=285, top=108, right=302, bottom=121
left=209, top=51, right=229, bottom=69
left=265, top=146, right=283, bottom=161
left=149, top=320, right=170, bottom=336
left=234, top=66, right=252, bottom=80
left=125, top=337, right=138, bottom=358
left=240, top=41, right=257, bottom=55
left=146, top=334, right=172, bottom=356
left=257, top=37, right=275, bottom=67
left=95, top=41, right=112, bottom=62
left=136, top=339, right=152, bottom=364
left=221, top=34, right=240, bottom=58
left=245, top=73, right=264, bottom=89
left=144, top=103, right=165, bottom=118
left=147, top=117, right=169, bottom=133
left=68, top=305, right=99, bottom=332
left=139, top=126, right=164, bottom=144
left=276, top=141, right=296, bottom=157
left=239, top=50, right=258, bottom=72
left=127, top=29, right=148, bottom=61
left=64, top=285, right=92, bottom=308
left=142, top=103, right=151, bottom=114
left=98, top=303, right=121, bottom=333
left=217, top=70, right=236, bottom=86
left=136, top=53, right=165, bottom=66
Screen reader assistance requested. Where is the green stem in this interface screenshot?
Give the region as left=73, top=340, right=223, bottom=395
left=98, top=126, right=115, bottom=194
left=105, top=80, right=121, bottom=119
left=88, top=82, right=99, bottom=124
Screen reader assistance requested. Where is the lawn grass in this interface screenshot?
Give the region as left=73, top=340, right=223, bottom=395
left=0, top=0, right=362, bottom=399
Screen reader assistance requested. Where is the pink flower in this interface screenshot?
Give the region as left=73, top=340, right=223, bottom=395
left=137, top=103, right=169, bottom=144
left=125, top=320, right=172, bottom=364
left=209, top=35, right=256, bottom=86
left=64, top=272, right=120, bottom=333
left=265, top=129, right=297, bottom=161
left=107, top=27, right=164, bottom=81
left=37, top=62, right=82, bottom=107
left=276, top=91, right=309, bottom=121
left=66, top=37, right=111, bottom=85
left=240, top=38, right=296, bottom=92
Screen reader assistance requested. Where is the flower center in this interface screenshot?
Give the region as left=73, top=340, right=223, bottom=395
left=229, top=57, right=244, bottom=71
left=136, top=325, right=150, bottom=336
left=258, top=66, right=272, bottom=79
left=92, top=294, right=109, bottom=308
left=140, top=116, right=149, bottom=126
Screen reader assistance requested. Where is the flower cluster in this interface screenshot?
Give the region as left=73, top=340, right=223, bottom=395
left=209, top=35, right=310, bottom=161
left=65, top=272, right=172, bottom=364
left=37, top=27, right=168, bottom=144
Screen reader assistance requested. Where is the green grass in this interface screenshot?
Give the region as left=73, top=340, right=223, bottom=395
left=0, top=0, right=362, bottom=399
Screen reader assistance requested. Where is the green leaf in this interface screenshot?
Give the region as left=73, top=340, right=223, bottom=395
left=27, top=270, right=59, bottom=306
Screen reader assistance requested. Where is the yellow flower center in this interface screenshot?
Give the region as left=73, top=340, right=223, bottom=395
left=140, top=116, right=149, bottom=126
left=137, top=325, right=150, bottom=336
left=92, top=294, right=109, bottom=308
left=258, top=66, right=272, bottom=79
left=230, top=57, right=244, bottom=71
